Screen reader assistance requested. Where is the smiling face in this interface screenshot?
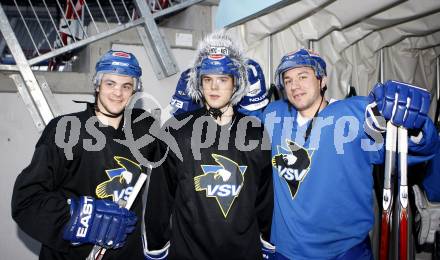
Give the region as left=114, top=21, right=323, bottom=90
left=201, top=74, right=235, bottom=109
left=283, top=67, right=327, bottom=117
left=96, top=73, right=134, bottom=117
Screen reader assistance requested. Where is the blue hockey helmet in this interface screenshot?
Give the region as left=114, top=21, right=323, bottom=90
left=93, top=50, right=143, bottom=92
left=198, top=54, right=240, bottom=82
left=187, top=31, right=248, bottom=106
left=275, top=48, right=326, bottom=89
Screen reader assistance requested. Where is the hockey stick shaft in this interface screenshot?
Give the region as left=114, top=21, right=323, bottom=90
left=86, top=165, right=152, bottom=260
left=398, top=127, right=408, bottom=260
left=380, top=122, right=397, bottom=260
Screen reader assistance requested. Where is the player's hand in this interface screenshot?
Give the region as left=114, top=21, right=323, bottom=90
left=63, top=196, right=137, bottom=249
left=239, top=59, right=269, bottom=112
left=170, top=68, right=202, bottom=116
left=367, top=80, right=430, bottom=130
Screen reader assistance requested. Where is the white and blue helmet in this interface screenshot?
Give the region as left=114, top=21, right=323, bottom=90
left=187, top=31, right=248, bottom=106
left=93, top=50, right=143, bottom=92
left=275, top=48, right=327, bottom=90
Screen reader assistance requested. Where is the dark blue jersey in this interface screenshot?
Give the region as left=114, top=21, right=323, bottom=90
left=12, top=104, right=156, bottom=260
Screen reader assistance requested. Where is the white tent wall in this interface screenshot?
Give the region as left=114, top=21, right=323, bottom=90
left=224, top=0, right=440, bottom=119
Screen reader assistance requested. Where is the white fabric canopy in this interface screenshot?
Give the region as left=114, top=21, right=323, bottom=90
left=218, top=0, right=440, bottom=117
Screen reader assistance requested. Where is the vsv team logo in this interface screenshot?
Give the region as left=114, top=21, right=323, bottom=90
left=194, top=154, right=247, bottom=218
left=272, top=140, right=312, bottom=199
left=96, top=156, right=142, bottom=202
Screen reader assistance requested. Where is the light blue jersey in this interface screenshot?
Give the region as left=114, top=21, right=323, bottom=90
left=254, top=97, right=437, bottom=259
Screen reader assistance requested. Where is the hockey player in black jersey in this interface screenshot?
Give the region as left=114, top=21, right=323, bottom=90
left=11, top=50, right=156, bottom=260
left=143, top=30, right=274, bottom=260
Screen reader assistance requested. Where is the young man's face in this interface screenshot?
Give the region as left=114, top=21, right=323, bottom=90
left=201, top=74, right=234, bottom=109
left=96, top=73, right=134, bottom=116
left=283, top=67, right=326, bottom=116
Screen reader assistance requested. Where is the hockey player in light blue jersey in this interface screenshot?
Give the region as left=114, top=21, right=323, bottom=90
left=240, top=48, right=438, bottom=259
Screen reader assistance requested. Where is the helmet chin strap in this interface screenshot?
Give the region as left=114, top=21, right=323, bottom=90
left=206, top=103, right=231, bottom=119
left=303, top=79, right=328, bottom=141
left=202, top=86, right=236, bottom=120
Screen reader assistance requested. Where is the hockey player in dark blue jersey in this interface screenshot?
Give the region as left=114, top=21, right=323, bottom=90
left=11, top=50, right=156, bottom=260
left=143, top=31, right=274, bottom=260
left=241, top=48, right=438, bottom=259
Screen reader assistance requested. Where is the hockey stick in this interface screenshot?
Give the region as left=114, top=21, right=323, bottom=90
left=397, top=127, right=409, bottom=260
left=85, top=164, right=152, bottom=260
left=379, top=122, right=397, bottom=260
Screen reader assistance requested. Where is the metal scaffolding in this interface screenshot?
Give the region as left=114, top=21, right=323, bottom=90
left=0, top=0, right=203, bottom=131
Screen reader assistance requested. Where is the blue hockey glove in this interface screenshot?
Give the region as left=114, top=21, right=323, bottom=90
left=367, top=80, right=430, bottom=129
left=239, top=59, right=269, bottom=112
left=170, top=68, right=202, bottom=116
left=63, top=196, right=137, bottom=249
left=261, top=236, right=276, bottom=260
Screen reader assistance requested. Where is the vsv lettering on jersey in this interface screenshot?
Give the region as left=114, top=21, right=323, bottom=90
left=194, top=154, right=247, bottom=217
left=96, top=156, right=142, bottom=203
left=206, top=184, right=241, bottom=197
left=277, top=166, right=308, bottom=181
left=272, top=140, right=312, bottom=199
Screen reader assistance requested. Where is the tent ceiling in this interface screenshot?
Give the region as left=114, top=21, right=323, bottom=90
left=220, top=0, right=440, bottom=53
left=217, top=0, right=440, bottom=115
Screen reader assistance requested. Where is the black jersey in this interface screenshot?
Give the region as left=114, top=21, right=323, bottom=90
left=11, top=103, right=156, bottom=260
left=145, top=108, right=273, bottom=260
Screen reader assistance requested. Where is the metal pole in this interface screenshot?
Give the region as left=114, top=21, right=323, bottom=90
left=95, top=0, right=110, bottom=30
left=120, top=0, right=132, bottom=21
left=436, top=56, right=440, bottom=107
left=55, top=0, right=78, bottom=43
left=0, top=3, right=55, bottom=125
left=13, top=0, right=40, bottom=55
left=27, top=0, right=53, bottom=51
left=68, top=0, right=89, bottom=38
left=268, top=34, right=273, bottom=86
left=380, top=48, right=384, bottom=83
left=83, top=0, right=99, bottom=33
left=436, top=56, right=440, bottom=123
left=108, top=0, right=122, bottom=24
left=134, top=0, right=178, bottom=78
left=42, top=0, right=65, bottom=47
